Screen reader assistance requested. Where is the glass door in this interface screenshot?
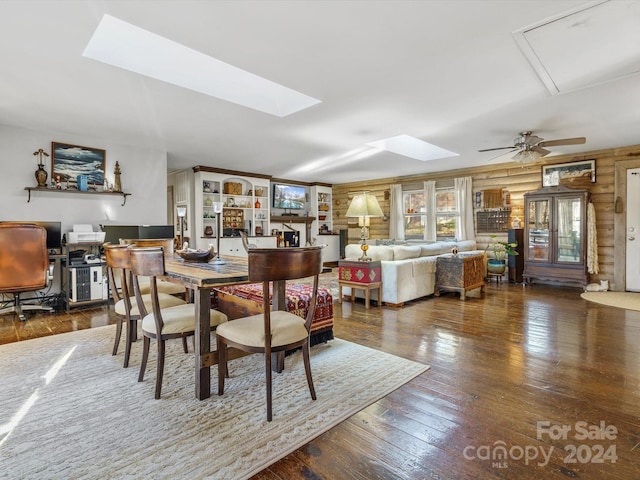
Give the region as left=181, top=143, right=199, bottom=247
left=527, top=198, right=550, bottom=262
left=556, top=196, right=582, bottom=263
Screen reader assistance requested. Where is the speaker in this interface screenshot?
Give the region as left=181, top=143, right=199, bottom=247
left=339, top=229, right=347, bottom=259
left=508, top=229, right=524, bottom=283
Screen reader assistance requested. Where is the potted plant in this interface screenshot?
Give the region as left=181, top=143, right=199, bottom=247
left=485, top=236, right=519, bottom=274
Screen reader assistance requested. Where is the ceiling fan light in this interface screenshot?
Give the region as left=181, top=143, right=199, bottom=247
left=512, top=149, right=543, bottom=163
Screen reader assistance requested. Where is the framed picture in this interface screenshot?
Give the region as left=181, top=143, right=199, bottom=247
left=542, top=160, right=595, bottom=187
left=51, top=142, right=106, bottom=186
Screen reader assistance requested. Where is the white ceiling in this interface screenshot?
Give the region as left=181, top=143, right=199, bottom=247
left=1, top=0, right=639, bottom=184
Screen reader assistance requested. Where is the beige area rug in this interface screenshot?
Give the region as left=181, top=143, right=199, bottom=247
left=581, top=291, right=640, bottom=311
left=0, top=326, right=428, bottom=479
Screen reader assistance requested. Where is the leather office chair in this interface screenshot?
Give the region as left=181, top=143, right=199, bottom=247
left=0, top=223, right=53, bottom=321
left=104, top=243, right=186, bottom=368
left=128, top=247, right=228, bottom=399
left=216, top=247, right=323, bottom=421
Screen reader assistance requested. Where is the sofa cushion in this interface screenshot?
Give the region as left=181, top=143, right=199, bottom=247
left=420, top=242, right=449, bottom=257
left=456, top=239, right=477, bottom=252
left=392, top=245, right=422, bottom=260
left=344, top=244, right=394, bottom=261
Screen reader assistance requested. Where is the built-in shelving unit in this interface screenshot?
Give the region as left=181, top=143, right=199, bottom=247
left=25, top=187, right=131, bottom=206
left=192, top=166, right=272, bottom=251
left=310, top=185, right=333, bottom=234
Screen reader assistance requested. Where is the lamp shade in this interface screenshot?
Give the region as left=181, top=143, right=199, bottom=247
left=346, top=193, right=384, bottom=218
left=512, top=149, right=543, bottom=163
left=176, top=205, right=187, bottom=218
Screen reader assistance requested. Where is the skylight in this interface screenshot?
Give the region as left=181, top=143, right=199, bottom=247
left=83, top=15, right=321, bottom=117
left=367, top=135, right=458, bottom=162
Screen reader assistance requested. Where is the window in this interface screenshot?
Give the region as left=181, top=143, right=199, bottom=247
left=403, top=190, right=425, bottom=239
left=402, top=187, right=459, bottom=240
left=435, top=188, right=457, bottom=240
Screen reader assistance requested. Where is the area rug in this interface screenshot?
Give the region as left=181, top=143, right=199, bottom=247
left=581, top=291, right=640, bottom=311
left=0, top=326, right=428, bottom=479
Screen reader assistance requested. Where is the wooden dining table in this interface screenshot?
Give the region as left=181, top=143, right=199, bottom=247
left=163, top=254, right=250, bottom=400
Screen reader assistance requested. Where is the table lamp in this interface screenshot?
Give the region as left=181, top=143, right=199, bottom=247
left=212, top=201, right=225, bottom=265
left=177, top=205, right=187, bottom=249
left=346, top=192, right=384, bottom=261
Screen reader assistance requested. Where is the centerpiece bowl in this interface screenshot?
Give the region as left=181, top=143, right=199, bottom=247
left=176, top=246, right=215, bottom=262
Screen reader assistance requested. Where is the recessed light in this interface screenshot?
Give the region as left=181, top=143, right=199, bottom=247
left=83, top=15, right=321, bottom=117
left=367, top=135, right=458, bottom=161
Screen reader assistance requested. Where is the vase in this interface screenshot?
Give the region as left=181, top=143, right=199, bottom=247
left=487, top=259, right=506, bottom=274
left=254, top=199, right=261, bottom=209
left=204, top=225, right=214, bottom=236
left=35, top=164, right=48, bottom=187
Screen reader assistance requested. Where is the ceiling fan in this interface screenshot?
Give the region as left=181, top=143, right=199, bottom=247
left=479, top=131, right=586, bottom=163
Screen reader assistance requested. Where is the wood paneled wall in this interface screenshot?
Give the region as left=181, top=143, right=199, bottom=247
left=332, top=143, right=640, bottom=285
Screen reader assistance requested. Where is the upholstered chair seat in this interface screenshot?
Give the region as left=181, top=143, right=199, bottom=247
left=114, top=293, right=185, bottom=317
left=135, top=277, right=187, bottom=297
left=216, top=311, right=307, bottom=348
left=141, top=303, right=227, bottom=336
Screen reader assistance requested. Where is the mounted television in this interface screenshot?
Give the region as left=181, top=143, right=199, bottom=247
left=1, top=221, right=62, bottom=251
left=272, top=184, right=306, bottom=210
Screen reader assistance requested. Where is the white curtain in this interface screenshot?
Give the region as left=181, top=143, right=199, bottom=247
left=587, top=202, right=599, bottom=274
left=424, top=181, right=436, bottom=241
left=389, top=184, right=404, bottom=240
left=454, top=176, right=474, bottom=241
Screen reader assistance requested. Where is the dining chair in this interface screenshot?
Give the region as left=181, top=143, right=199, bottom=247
left=215, top=246, right=323, bottom=421
left=118, top=238, right=188, bottom=299
left=104, top=243, right=187, bottom=368
left=128, top=246, right=228, bottom=399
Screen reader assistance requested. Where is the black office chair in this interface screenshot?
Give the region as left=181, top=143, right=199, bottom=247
left=0, top=223, right=53, bottom=321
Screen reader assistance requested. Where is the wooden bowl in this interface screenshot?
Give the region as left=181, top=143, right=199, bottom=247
left=176, top=247, right=215, bottom=262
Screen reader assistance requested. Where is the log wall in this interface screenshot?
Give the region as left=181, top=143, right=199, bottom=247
left=332, top=143, right=640, bottom=286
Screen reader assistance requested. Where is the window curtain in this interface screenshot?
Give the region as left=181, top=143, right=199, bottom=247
left=424, top=181, right=436, bottom=241
left=389, top=184, right=404, bottom=240
left=454, top=176, right=474, bottom=241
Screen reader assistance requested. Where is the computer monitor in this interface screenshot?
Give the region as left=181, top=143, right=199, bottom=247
left=0, top=221, right=62, bottom=251
left=101, top=225, right=175, bottom=244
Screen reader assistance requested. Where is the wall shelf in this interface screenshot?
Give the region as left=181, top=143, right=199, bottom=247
left=24, top=187, right=131, bottom=206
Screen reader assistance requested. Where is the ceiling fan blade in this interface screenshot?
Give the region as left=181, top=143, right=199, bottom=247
left=537, top=137, right=586, bottom=148
left=478, top=146, right=517, bottom=153
left=531, top=146, right=551, bottom=156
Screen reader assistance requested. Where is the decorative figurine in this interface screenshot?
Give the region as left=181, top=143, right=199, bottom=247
left=55, top=175, right=62, bottom=189
left=33, top=148, right=49, bottom=187
left=113, top=161, right=122, bottom=192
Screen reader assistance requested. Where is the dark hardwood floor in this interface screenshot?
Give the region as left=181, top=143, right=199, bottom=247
left=1, top=282, right=638, bottom=479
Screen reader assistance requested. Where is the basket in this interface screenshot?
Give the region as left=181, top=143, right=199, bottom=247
left=224, top=182, right=243, bottom=195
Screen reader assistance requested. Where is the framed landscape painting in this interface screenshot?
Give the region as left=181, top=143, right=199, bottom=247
left=542, top=160, right=595, bottom=187
left=51, top=142, right=105, bottom=186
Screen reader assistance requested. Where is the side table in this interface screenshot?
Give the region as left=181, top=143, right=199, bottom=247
left=434, top=253, right=485, bottom=300
left=338, top=280, right=382, bottom=309
left=338, top=260, right=383, bottom=309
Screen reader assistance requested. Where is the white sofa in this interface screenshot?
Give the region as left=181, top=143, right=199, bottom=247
left=342, top=240, right=486, bottom=306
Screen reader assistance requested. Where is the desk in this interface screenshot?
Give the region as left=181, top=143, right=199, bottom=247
left=163, top=255, right=249, bottom=400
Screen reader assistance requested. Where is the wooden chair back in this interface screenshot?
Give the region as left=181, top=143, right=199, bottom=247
left=119, top=238, right=174, bottom=255
left=128, top=247, right=167, bottom=332
left=248, top=247, right=323, bottom=332
left=103, top=243, right=133, bottom=309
